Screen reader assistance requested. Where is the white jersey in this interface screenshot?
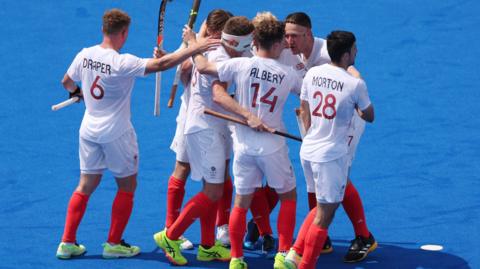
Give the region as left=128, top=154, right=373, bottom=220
left=279, top=37, right=330, bottom=78
left=67, top=45, right=147, bottom=143
left=184, top=46, right=231, bottom=134
left=217, top=56, right=302, bottom=156
left=300, top=64, right=371, bottom=162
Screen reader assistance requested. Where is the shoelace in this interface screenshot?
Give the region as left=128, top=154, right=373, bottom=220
left=120, top=240, right=131, bottom=248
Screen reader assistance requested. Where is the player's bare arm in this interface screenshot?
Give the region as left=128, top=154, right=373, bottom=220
left=212, top=81, right=273, bottom=132
left=144, top=37, right=220, bottom=75
left=299, top=100, right=311, bottom=131
left=357, top=104, right=374, bottom=123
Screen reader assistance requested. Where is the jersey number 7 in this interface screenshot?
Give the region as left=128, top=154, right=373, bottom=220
left=251, top=83, right=278, bottom=112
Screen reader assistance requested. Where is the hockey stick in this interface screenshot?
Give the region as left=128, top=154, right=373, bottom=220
left=51, top=96, right=80, bottom=111
left=295, top=108, right=307, bottom=138
left=153, top=0, right=169, bottom=116
left=204, top=108, right=302, bottom=142
left=167, top=0, right=201, bottom=108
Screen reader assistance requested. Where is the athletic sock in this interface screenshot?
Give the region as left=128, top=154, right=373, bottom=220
left=277, top=199, right=296, bottom=252
left=167, top=192, right=213, bottom=240
left=229, top=206, right=247, bottom=258
left=307, top=192, right=317, bottom=211
left=62, top=191, right=90, bottom=243
left=165, top=176, right=186, bottom=228
left=200, top=201, right=218, bottom=247
left=265, top=185, right=279, bottom=212
left=299, top=225, right=327, bottom=269
left=250, top=188, right=273, bottom=236
left=342, top=182, right=370, bottom=238
left=216, top=177, right=233, bottom=227
left=292, top=208, right=316, bottom=255
left=107, top=190, right=134, bottom=244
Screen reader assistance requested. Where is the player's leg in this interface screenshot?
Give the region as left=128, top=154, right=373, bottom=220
left=102, top=130, right=141, bottom=258
left=56, top=136, right=104, bottom=259
left=216, top=159, right=233, bottom=247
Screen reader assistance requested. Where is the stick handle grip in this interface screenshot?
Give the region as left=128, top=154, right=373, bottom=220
left=167, top=84, right=178, bottom=108
left=51, top=96, right=80, bottom=111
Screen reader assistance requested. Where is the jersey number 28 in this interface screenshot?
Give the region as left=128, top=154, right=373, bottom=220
left=312, top=91, right=336, bottom=119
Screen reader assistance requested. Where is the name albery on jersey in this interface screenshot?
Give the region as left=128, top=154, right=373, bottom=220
left=312, top=76, right=344, bottom=92
left=249, top=67, right=285, bottom=84
left=83, top=58, right=111, bottom=75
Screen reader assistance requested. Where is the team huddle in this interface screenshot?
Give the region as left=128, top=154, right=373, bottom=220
left=55, top=7, right=375, bottom=269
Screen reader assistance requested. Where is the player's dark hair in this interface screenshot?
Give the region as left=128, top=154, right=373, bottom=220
left=102, top=9, right=131, bottom=35
left=206, top=9, right=233, bottom=34
left=223, top=16, right=255, bottom=36
left=254, top=20, right=285, bottom=50
left=285, top=12, right=311, bottom=29
left=326, top=31, right=356, bottom=63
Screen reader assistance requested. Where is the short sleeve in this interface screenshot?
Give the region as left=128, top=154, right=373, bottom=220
left=119, top=53, right=148, bottom=77
left=291, top=69, right=302, bottom=96
left=216, top=57, right=244, bottom=83
left=300, top=70, right=312, bottom=101
left=354, top=79, right=371, bottom=110
left=67, top=49, right=85, bottom=82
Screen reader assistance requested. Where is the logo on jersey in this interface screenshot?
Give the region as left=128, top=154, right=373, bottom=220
left=296, top=63, right=305, bottom=70
left=209, top=166, right=217, bottom=177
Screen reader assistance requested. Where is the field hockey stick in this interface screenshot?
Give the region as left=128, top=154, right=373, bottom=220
left=51, top=96, right=80, bottom=111
left=153, top=0, right=169, bottom=116
left=167, top=0, right=201, bottom=108
left=204, top=108, right=302, bottom=142
left=295, top=108, right=307, bottom=138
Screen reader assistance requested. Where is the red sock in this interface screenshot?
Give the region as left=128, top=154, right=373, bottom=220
left=167, top=192, right=213, bottom=240
left=277, top=199, right=296, bottom=251
left=165, top=176, right=186, bottom=228
left=342, top=182, right=369, bottom=237
left=200, top=201, right=218, bottom=247
left=108, top=191, right=134, bottom=244
left=62, top=191, right=90, bottom=243
left=250, top=189, right=273, bottom=236
left=299, top=225, right=327, bottom=269
left=216, top=177, right=233, bottom=226
left=229, top=206, right=247, bottom=258
left=307, top=192, right=317, bottom=210
left=265, top=185, right=279, bottom=212
left=293, top=208, right=316, bottom=255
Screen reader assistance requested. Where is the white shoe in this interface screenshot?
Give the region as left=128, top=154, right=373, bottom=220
left=285, top=248, right=301, bottom=269
left=179, top=235, right=194, bottom=250
left=216, top=224, right=230, bottom=247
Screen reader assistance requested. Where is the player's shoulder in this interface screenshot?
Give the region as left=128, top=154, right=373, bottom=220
left=206, top=45, right=230, bottom=62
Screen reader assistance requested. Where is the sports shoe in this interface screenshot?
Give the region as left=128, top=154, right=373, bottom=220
left=344, top=233, right=377, bottom=263
left=322, top=236, right=333, bottom=254
left=229, top=257, right=248, bottom=269
left=285, top=248, right=301, bottom=269
left=153, top=230, right=187, bottom=265
left=216, top=224, right=231, bottom=247
left=197, top=242, right=231, bottom=262
left=243, top=218, right=260, bottom=250
left=56, top=242, right=86, bottom=259
left=260, top=234, right=276, bottom=258
left=179, top=235, right=194, bottom=250
left=273, top=252, right=289, bottom=269
left=102, top=240, right=140, bottom=259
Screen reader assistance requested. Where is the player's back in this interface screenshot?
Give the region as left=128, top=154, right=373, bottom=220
left=67, top=45, right=147, bottom=143
left=300, top=64, right=369, bottom=162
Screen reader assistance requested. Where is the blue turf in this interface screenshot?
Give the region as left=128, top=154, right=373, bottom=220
left=0, top=0, right=479, bottom=268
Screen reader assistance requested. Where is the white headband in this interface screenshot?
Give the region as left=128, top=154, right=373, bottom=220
left=221, top=32, right=253, bottom=52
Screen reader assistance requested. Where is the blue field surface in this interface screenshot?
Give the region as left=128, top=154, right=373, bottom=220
left=0, top=0, right=479, bottom=268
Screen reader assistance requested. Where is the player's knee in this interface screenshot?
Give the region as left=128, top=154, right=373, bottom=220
left=203, top=183, right=224, bottom=201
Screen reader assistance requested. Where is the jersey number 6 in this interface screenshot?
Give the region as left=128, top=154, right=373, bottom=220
left=90, top=75, right=105, bottom=100
left=251, top=83, right=278, bottom=112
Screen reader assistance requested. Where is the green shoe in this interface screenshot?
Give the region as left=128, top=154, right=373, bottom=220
left=102, top=240, right=140, bottom=259
left=229, top=257, right=248, bottom=269
left=285, top=248, right=301, bottom=269
left=153, top=230, right=187, bottom=265
left=197, top=242, right=231, bottom=262
left=56, top=242, right=86, bottom=259
left=273, top=252, right=288, bottom=269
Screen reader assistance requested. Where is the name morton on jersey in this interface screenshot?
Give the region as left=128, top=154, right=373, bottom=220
left=83, top=58, right=112, bottom=75
left=312, top=76, right=344, bottom=92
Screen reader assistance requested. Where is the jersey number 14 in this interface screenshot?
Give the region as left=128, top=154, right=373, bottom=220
left=251, top=83, right=278, bottom=112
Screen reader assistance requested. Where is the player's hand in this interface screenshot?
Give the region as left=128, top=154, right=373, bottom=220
left=182, top=25, right=197, bottom=45
left=191, top=37, right=221, bottom=53
left=153, top=46, right=167, bottom=58
left=246, top=113, right=274, bottom=133
left=69, top=85, right=83, bottom=102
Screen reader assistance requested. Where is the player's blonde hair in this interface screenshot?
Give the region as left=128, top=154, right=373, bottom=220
left=102, top=8, right=131, bottom=35
left=252, top=11, right=278, bottom=28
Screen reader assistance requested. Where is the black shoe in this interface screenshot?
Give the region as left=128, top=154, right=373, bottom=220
left=244, top=218, right=260, bottom=249
left=261, top=234, right=276, bottom=258
left=321, top=236, right=333, bottom=254
left=344, top=233, right=377, bottom=263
